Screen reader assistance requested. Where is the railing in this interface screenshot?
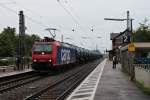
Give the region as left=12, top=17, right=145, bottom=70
left=134, top=64, right=150, bottom=71
left=134, top=64, right=150, bottom=88
left=0, top=57, right=32, bottom=66
left=0, top=64, right=31, bottom=73
left=0, top=65, right=15, bottom=72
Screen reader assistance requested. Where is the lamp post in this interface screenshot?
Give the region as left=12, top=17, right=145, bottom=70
left=104, top=11, right=134, bottom=43
left=104, top=18, right=133, bottom=33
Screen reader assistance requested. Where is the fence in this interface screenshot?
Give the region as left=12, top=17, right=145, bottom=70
left=134, top=64, right=150, bottom=88
left=0, top=57, right=32, bottom=72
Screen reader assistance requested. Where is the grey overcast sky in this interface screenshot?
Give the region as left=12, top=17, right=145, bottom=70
left=0, top=0, right=149, bottom=52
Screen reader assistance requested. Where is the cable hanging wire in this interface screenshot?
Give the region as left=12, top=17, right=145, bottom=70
left=0, top=1, right=16, bottom=4
left=57, top=0, right=86, bottom=33
left=0, top=3, right=18, bottom=14
left=11, top=0, right=43, bottom=19
left=0, top=1, right=71, bottom=37
left=5, top=0, right=74, bottom=33
left=0, top=0, right=42, bottom=18
left=0, top=3, right=47, bottom=28
left=0, top=0, right=47, bottom=27
left=63, top=0, right=92, bottom=31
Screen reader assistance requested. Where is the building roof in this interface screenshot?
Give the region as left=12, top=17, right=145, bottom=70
left=110, top=29, right=130, bottom=40
left=110, top=33, right=120, bottom=40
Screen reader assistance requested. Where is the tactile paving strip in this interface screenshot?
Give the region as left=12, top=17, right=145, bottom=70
left=66, top=59, right=106, bottom=100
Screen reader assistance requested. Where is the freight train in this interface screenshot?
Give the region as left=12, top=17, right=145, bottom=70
left=31, top=37, right=102, bottom=71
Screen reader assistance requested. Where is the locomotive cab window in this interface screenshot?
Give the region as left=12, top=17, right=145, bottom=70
left=33, top=44, right=52, bottom=52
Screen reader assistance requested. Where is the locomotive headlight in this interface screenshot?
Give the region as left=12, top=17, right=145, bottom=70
left=49, top=59, right=51, bottom=62
left=33, top=59, right=37, bottom=62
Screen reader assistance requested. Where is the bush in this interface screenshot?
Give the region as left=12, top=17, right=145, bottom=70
left=0, top=57, right=32, bottom=66
left=0, top=58, right=15, bottom=66
left=136, top=80, right=150, bottom=94
left=24, top=57, right=32, bottom=65
left=0, top=59, right=9, bottom=66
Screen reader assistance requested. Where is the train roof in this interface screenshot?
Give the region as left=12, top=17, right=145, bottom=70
left=33, top=37, right=101, bottom=53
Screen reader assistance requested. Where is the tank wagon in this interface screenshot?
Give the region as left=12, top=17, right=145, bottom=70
left=31, top=37, right=102, bottom=71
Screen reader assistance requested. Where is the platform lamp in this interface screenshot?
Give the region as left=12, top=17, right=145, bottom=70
left=104, top=18, right=134, bottom=43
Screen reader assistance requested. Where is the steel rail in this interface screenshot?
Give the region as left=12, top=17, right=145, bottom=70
left=0, top=71, right=34, bottom=82
left=56, top=62, right=99, bottom=100
left=0, top=73, right=38, bottom=87
left=0, top=74, right=44, bottom=93
left=24, top=60, right=101, bottom=100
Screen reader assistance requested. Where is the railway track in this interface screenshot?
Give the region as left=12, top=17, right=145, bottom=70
left=25, top=60, right=101, bottom=100
left=0, top=71, right=35, bottom=83
left=0, top=73, right=43, bottom=93
left=0, top=59, right=101, bottom=100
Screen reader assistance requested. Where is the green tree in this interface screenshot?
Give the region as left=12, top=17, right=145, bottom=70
left=134, top=19, right=150, bottom=57
left=134, top=19, right=150, bottom=42
left=0, top=27, right=18, bottom=56
left=0, top=27, right=40, bottom=57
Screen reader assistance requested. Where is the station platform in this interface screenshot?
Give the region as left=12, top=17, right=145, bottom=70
left=66, top=59, right=150, bottom=100
left=0, top=68, right=33, bottom=78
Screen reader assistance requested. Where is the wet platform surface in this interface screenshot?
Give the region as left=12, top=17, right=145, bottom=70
left=67, top=59, right=150, bottom=100
left=94, top=59, right=150, bottom=100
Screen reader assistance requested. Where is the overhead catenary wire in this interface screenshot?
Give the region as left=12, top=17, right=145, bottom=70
left=11, top=0, right=43, bottom=19
left=0, top=0, right=90, bottom=34
left=0, top=1, right=16, bottom=4
left=60, top=0, right=97, bottom=39
left=0, top=3, right=17, bottom=13
left=0, top=1, right=75, bottom=40
left=0, top=0, right=41, bottom=17
left=63, top=0, right=92, bottom=31
left=2, top=0, right=75, bottom=33
left=0, top=3, right=47, bottom=28
left=0, top=0, right=44, bottom=26
left=57, top=0, right=87, bottom=33
left=0, top=0, right=95, bottom=46
left=58, top=0, right=102, bottom=49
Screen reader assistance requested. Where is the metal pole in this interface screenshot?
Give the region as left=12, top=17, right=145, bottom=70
left=19, top=11, right=25, bottom=70
left=127, top=11, right=130, bottom=31
left=131, top=19, right=133, bottom=41
left=130, top=19, right=135, bottom=81
left=61, top=34, right=63, bottom=42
